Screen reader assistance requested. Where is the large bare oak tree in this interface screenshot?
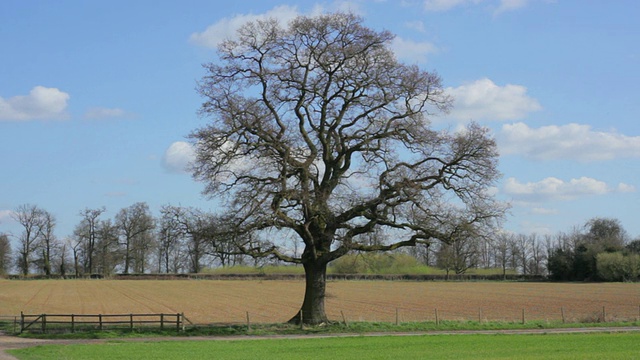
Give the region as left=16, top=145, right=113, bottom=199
left=190, top=12, right=505, bottom=324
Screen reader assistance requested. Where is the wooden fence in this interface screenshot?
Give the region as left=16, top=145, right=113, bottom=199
left=19, top=312, right=188, bottom=334
left=0, top=314, right=19, bottom=333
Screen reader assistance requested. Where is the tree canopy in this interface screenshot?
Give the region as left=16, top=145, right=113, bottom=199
left=193, top=12, right=506, bottom=323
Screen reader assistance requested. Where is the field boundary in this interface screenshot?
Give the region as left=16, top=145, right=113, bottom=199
left=2, top=273, right=548, bottom=281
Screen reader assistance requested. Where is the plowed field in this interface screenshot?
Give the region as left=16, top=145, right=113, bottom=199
left=0, top=280, right=638, bottom=324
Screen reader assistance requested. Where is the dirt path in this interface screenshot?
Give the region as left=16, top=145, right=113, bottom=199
left=2, top=327, right=640, bottom=359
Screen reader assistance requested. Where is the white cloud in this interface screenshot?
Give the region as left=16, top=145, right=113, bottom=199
left=500, top=122, right=640, bottom=161
left=503, top=176, right=634, bottom=201
left=617, top=183, right=637, bottom=193
left=189, top=5, right=301, bottom=48
left=83, top=107, right=128, bottom=120
left=424, top=0, right=479, bottom=11
left=191, top=4, right=436, bottom=64
left=405, top=20, right=426, bottom=33
left=0, top=210, right=15, bottom=224
left=495, top=0, right=529, bottom=15
left=531, top=207, right=559, bottom=215
left=424, top=0, right=531, bottom=13
left=0, top=86, right=70, bottom=121
left=390, top=37, right=438, bottom=63
left=445, top=78, right=541, bottom=122
left=332, top=0, right=366, bottom=14
left=163, top=141, right=196, bottom=174
left=517, top=220, right=554, bottom=235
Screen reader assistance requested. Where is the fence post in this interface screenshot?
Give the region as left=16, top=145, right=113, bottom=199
left=341, top=311, right=348, bottom=327
left=395, top=308, right=399, bottom=326
left=602, top=306, right=606, bottom=322
left=561, top=307, right=565, bottom=324
left=300, top=311, right=304, bottom=330
left=130, top=314, right=134, bottom=331
left=176, top=313, right=181, bottom=333
left=521, top=309, right=525, bottom=325
left=20, top=312, right=24, bottom=334
left=71, top=314, right=75, bottom=333
left=435, top=309, right=439, bottom=326
left=41, top=314, right=46, bottom=334
left=478, top=308, right=483, bottom=323
left=99, top=314, right=103, bottom=330
left=160, top=313, right=164, bottom=330
left=246, top=312, right=251, bottom=333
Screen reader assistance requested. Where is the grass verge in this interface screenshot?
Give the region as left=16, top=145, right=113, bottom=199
left=8, top=332, right=640, bottom=360
left=5, top=319, right=639, bottom=340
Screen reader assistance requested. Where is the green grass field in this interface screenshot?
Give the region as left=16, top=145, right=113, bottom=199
left=8, top=333, right=640, bottom=360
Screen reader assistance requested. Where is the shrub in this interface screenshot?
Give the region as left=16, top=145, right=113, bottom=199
left=596, top=252, right=640, bottom=281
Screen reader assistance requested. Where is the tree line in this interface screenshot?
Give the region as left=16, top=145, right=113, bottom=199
left=0, top=203, right=251, bottom=277
left=412, top=217, right=639, bottom=281
left=1, top=202, right=638, bottom=281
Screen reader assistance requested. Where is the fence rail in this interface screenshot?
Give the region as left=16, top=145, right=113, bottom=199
left=8, top=306, right=640, bottom=335
left=326, top=305, right=640, bottom=325
left=201, top=304, right=640, bottom=329
left=19, top=312, right=187, bottom=334
left=0, top=315, right=19, bottom=333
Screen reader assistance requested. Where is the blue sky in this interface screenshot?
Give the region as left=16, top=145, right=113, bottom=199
left=1, top=0, right=639, bottom=241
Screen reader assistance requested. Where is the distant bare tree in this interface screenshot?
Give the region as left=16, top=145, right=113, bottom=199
left=160, top=206, right=211, bottom=273
left=94, top=219, right=121, bottom=275
left=115, top=202, right=155, bottom=274
left=57, top=239, right=72, bottom=277
left=157, top=206, right=187, bottom=273
left=435, top=226, right=479, bottom=278
left=477, top=235, right=494, bottom=269
left=74, top=207, right=106, bottom=274
left=513, top=234, right=532, bottom=275
left=68, top=237, right=82, bottom=277
left=132, top=231, right=156, bottom=273
left=34, top=210, right=57, bottom=275
left=12, top=204, right=47, bottom=275
left=406, top=243, right=434, bottom=266
left=543, top=234, right=556, bottom=266
left=493, top=233, right=512, bottom=279
left=527, top=234, right=546, bottom=276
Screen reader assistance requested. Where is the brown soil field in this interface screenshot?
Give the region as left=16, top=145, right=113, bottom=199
left=0, top=280, right=638, bottom=324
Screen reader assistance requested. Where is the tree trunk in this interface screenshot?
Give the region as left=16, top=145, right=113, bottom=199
left=73, top=250, right=79, bottom=277
left=21, top=252, right=29, bottom=276
left=289, top=260, right=329, bottom=325
left=43, top=247, right=51, bottom=276
left=124, top=241, right=131, bottom=274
